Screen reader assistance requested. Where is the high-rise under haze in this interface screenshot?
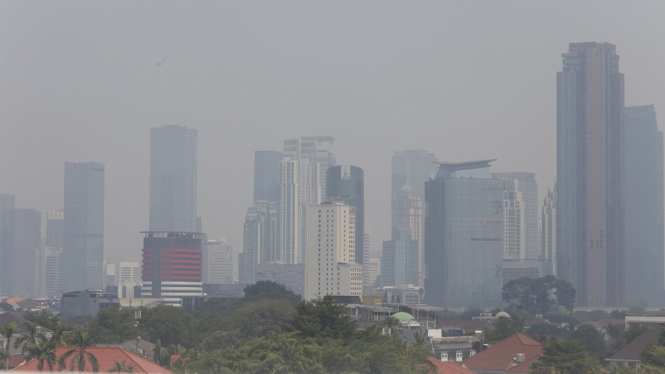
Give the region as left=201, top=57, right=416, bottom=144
left=493, top=172, right=538, bottom=260
left=625, top=105, right=664, bottom=306
left=63, top=162, right=105, bottom=292
left=557, top=42, right=625, bottom=307
left=424, top=160, right=503, bottom=308
left=149, top=126, right=198, bottom=232
left=326, top=165, right=364, bottom=266
left=254, top=151, right=282, bottom=203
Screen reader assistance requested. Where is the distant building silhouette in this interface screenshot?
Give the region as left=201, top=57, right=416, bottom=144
left=424, top=160, right=503, bottom=308
left=149, top=126, right=198, bottom=232
left=63, top=162, right=105, bottom=292
left=625, top=105, right=664, bottom=306
left=254, top=151, right=282, bottom=203
left=541, top=185, right=557, bottom=276
left=326, top=165, right=364, bottom=266
left=557, top=42, right=625, bottom=307
left=382, top=228, right=419, bottom=287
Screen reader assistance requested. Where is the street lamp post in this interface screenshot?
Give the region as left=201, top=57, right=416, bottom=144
left=134, top=310, right=141, bottom=353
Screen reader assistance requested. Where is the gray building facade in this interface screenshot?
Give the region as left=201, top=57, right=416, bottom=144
left=254, top=151, right=282, bottom=203
left=326, top=165, right=364, bottom=266
left=149, top=126, right=198, bottom=232
left=625, top=105, right=664, bottom=306
left=557, top=42, right=625, bottom=307
left=424, top=160, right=504, bottom=308
left=382, top=228, right=419, bottom=287
left=63, top=162, right=105, bottom=292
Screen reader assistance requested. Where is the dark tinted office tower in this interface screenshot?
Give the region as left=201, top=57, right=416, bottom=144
left=625, top=105, right=664, bottom=306
left=254, top=151, right=282, bottom=202
left=0, top=195, right=41, bottom=297
left=63, top=162, right=105, bottom=292
left=326, top=165, right=364, bottom=266
left=141, top=231, right=203, bottom=305
left=240, top=201, right=279, bottom=283
left=149, top=126, right=198, bottom=232
left=382, top=228, right=419, bottom=287
left=424, top=160, right=503, bottom=308
left=557, top=42, right=625, bottom=307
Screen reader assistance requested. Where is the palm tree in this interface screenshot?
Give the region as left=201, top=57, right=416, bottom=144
left=383, top=316, right=402, bottom=339
left=27, top=339, right=57, bottom=372
left=0, top=322, right=17, bottom=370
left=108, top=361, right=134, bottom=373
left=15, top=322, right=45, bottom=355
left=58, top=330, right=99, bottom=372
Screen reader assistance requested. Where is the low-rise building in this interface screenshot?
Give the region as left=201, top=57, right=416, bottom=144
left=61, top=290, right=120, bottom=321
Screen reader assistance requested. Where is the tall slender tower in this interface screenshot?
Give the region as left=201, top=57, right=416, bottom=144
left=326, top=165, right=364, bottom=266
left=149, top=126, right=198, bottom=232
left=625, top=105, right=664, bottom=306
left=557, top=42, right=625, bottom=307
left=63, top=162, right=105, bottom=292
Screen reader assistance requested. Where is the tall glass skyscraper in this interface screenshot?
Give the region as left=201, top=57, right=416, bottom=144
left=254, top=151, right=282, bottom=203
left=63, top=162, right=105, bottom=292
left=326, top=165, right=364, bottom=266
left=625, top=105, right=664, bottom=306
left=149, top=126, right=198, bottom=232
left=424, top=160, right=503, bottom=308
left=557, top=42, right=625, bottom=307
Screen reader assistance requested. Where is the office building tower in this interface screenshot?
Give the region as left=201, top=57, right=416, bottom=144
left=625, top=105, right=664, bottom=306
left=0, top=196, right=41, bottom=297
left=46, top=210, right=64, bottom=248
left=542, top=185, right=557, bottom=275
left=557, top=42, right=625, bottom=307
left=365, top=256, right=381, bottom=289
left=278, top=157, right=302, bottom=263
left=104, top=262, right=117, bottom=287
left=149, top=126, right=198, bottom=232
left=36, top=247, right=63, bottom=297
left=392, top=184, right=423, bottom=283
left=208, top=239, right=234, bottom=284
left=424, top=160, right=503, bottom=308
left=255, top=263, right=305, bottom=296
left=254, top=151, right=283, bottom=203
left=382, top=228, right=419, bottom=287
left=493, top=173, right=538, bottom=260
left=304, top=202, right=362, bottom=300
left=141, top=231, right=203, bottom=305
left=363, top=232, right=372, bottom=288
left=392, top=150, right=438, bottom=282
left=63, top=162, right=105, bottom=292
left=239, top=201, right=278, bottom=283
left=326, top=165, right=364, bottom=266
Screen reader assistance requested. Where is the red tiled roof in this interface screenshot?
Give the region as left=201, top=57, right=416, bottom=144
left=1, top=356, right=25, bottom=370
left=12, top=347, right=172, bottom=374
left=462, top=333, right=542, bottom=372
left=427, top=357, right=477, bottom=374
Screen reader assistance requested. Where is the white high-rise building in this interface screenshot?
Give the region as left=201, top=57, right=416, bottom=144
left=493, top=173, right=538, bottom=260
left=304, top=202, right=362, bottom=300
left=209, top=239, right=234, bottom=284
left=118, top=262, right=140, bottom=284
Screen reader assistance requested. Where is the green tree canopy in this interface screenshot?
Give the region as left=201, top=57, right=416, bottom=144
left=531, top=339, right=600, bottom=374
left=286, top=295, right=356, bottom=344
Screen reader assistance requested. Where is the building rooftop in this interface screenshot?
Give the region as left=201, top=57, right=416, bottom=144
left=434, top=160, right=496, bottom=172
left=427, top=357, right=477, bottom=374
left=607, top=329, right=660, bottom=363
left=462, top=333, right=542, bottom=372
left=13, top=347, right=172, bottom=373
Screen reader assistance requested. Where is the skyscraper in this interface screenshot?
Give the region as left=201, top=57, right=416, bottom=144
left=0, top=195, right=41, bottom=297
left=63, top=162, right=105, bottom=292
left=493, top=173, right=538, bottom=260
left=391, top=150, right=438, bottom=282
left=254, top=151, right=282, bottom=203
left=304, top=202, right=362, bottom=300
left=326, top=165, right=364, bottom=266
left=239, top=201, right=278, bottom=283
left=382, top=228, right=419, bottom=287
left=424, top=160, right=503, bottom=308
left=392, top=184, right=422, bottom=284
left=557, top=42, right=625, bottom=307
left=149, top=126, right=198, bottom=232
left=278, top=156, right=302, bottom=263
left=625, top=105, right=664, bottom=306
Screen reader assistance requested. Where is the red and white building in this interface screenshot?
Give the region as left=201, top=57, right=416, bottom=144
left=141, top=231, right=203, bottom=306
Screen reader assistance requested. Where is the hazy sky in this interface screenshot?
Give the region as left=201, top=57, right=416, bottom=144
left=1, top=1, right=664, bottom=262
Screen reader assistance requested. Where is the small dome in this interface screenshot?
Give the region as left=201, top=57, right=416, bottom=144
left=400, top=184, right=413, bottom=194
left=495, top=311, right=510, bottom=319
left=392, top=312, right=416, bottom=323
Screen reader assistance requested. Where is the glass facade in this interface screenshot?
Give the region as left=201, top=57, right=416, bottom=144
left=424, top=163, right=503, bottom=308
left=149, top=126, right=198, bottom=232
left=254, top=151, right=282, bottom=203
left=63, top=162, right=105, bottom=292
left=326, top=165, right=364, bottom=266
